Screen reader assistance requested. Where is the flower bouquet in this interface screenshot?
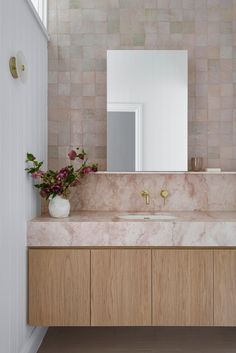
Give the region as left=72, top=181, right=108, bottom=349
left=25, top=147, right=97, bottom=217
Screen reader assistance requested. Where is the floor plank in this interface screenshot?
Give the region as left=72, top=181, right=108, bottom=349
left=38, top=327, right=236, bottom=353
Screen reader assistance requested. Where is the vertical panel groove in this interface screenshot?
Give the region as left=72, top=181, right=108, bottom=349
left=0, top=0, right=47, bottom=351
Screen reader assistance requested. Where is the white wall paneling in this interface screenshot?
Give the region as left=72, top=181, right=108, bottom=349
left=0, top=0, right=48, bottom=352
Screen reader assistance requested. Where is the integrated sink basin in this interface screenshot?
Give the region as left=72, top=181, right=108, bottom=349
left=118, top=213, right=177, bottom=221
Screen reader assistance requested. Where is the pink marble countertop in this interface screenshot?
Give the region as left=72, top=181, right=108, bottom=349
left=27, top=211, right=236, bottom=247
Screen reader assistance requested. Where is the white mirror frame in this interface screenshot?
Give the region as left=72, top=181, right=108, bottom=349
left=107, top=103, right=143, bottom=171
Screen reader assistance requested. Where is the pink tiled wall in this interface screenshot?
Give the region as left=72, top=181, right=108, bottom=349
left=48, top=0, right=236, bottom=171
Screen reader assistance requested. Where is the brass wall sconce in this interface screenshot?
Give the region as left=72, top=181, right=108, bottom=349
left=9, top=51, right=27, bottom=82
left=9, top=56, right=18, bottom=78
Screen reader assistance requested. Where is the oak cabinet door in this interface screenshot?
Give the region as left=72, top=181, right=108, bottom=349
left=91, top=249, right=151, bottom=326
left=152, top=249, right=213, bottom=326
left=28, top=249, right=90, bottom=326
left=214, top=250, right=236, bottom=326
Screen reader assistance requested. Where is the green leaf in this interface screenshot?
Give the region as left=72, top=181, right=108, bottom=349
left=26, top=153, right=35, bottom=161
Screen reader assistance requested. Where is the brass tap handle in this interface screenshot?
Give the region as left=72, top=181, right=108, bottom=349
left=141, top=190, right=150, bottom=205
left=160, top=189, right=169, bottom=206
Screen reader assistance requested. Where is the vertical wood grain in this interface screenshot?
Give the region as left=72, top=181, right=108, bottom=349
left=29, top=249, right=90, bottom=326
left=91, top=249, right=152, bottom=326
left=214, top=250, right=236, bottom=326
left=152, top=249, right=213, bottom=326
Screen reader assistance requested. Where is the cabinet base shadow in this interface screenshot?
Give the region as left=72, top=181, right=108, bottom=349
left=38, top=327, right=236, bottom=353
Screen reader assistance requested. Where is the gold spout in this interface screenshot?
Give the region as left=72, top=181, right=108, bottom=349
left=160, top=189, right=169, bottom=206
left=141, top=190, right=150, bottom=205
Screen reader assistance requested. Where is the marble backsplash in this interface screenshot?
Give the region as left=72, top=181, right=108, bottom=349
left=67, top=172, right=236, bottom=212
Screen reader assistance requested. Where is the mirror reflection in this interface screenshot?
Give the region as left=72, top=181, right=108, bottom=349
left=107, top=50, right=188, bottom=172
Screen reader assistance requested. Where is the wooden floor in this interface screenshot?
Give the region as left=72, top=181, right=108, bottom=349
left=38, top=327, right=236, bottom=353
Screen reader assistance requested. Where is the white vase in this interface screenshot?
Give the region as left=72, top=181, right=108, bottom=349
left=48, top=195, right=70, bottom=218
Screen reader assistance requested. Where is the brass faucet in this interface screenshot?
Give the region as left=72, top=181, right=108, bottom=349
left=160, top=189, right=169, bottom=205
left=141, top=190, right=150, bottom=205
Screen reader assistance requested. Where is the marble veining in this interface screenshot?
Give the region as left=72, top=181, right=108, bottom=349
left=69, top=173, right=236, bottom=212
left=28, top=211, right=236, bottom=247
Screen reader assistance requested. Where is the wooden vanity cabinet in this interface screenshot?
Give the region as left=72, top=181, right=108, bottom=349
left=28, top=249, right=90, bottom=326
left=152, top=249, right=214, bottom=326
left=214, top=250, right=236, bottom=326
left=91, top=249, right=152, bottom=326
left=28, top=248, right=236, bottom=327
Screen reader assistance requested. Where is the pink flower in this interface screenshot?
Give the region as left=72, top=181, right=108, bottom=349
left=83, top=166, right=92, bottom=174
left=52, top=184, right=62, bottom=194
left=32, top=171, right=44, bottom=179
left=57, top=168, right=69, bottom=180
left=68, top=150, right=77, bottom=160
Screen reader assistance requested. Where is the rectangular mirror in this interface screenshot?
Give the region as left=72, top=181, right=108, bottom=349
left=107, top=50, right=188, bottom=172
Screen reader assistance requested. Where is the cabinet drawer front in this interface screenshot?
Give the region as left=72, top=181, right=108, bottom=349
left=214, top=250, right=236, bottom=326
left=152, top=249, right=213, bottom=326
left=28, top=249, right=90, bottom=326
left=91, top=249, right=151, bottom=326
